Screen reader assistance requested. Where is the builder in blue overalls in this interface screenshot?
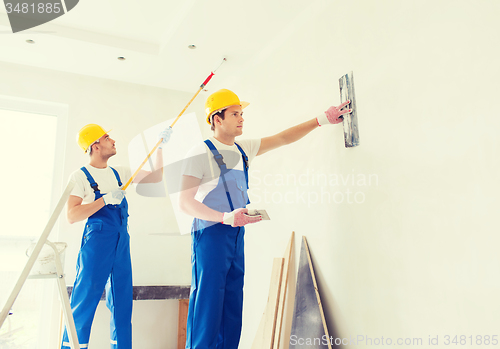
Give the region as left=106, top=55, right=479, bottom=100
left=179, top=89, right=351, bottom=349
left=62, top=124, right=172, bottom=349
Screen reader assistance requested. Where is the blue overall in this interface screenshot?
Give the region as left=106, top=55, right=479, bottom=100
left=62, top=166, right=132, bottom=349
left=186, top=140, right=250, bottom=349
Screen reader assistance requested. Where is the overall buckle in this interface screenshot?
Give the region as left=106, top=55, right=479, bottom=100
left=214, top=154, right=226, bottom=167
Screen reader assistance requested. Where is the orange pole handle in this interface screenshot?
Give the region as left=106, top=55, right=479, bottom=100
left=122, top=59, right=225, bottom=190
left=121, top=87, right=203, bottom=190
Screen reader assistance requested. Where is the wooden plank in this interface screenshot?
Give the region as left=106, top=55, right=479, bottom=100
left=252, top=309, right=267, bottom=349
left=177, top=299, right=189, bottom=349
left=339, top=71, right=360, bottom=148
left=289, top=237, right=331, bottom=349
left=251, top=257, right=284, bottom=349
left=262, top=258, right=284, bottom=348
left=273, top=232, right=294, bottom=349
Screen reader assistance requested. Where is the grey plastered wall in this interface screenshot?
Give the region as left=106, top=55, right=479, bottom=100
left=237, top=2, right=500, bottom=348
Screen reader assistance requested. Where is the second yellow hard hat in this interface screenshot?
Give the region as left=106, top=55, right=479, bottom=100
left=77, top=124, right=110, bottom=152
left=205, top=89, right=249, bottom=125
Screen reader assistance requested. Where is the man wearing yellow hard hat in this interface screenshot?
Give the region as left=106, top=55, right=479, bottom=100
left=179, top=88, right=351, bottom=349
left=61, top=124, right=172, bottom=349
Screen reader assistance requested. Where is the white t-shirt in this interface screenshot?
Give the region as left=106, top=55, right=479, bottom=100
left=182, top=137, right=261, bottom=203
left=69, top=165, right=131, bottom=204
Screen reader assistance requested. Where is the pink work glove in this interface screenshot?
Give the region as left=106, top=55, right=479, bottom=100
left=316, top=100, right=352, bottom=126
left=222, top=208, right=262, bottom=227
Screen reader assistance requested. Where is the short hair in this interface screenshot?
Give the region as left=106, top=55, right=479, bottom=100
left=87, top=140, right=99, bottom=156
left=210, top=109, right=226, bottom=131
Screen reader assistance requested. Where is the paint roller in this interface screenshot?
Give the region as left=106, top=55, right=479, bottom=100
left=121, top=57, right=227, bottom=190
left=339, top=71, right=360, bottom=148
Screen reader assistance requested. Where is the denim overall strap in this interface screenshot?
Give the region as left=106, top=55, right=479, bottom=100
left=109, top=166, right=123, bottom=187
left=234, top=142, right=249, bottom=191
left=80, top=166, right=100, bottom=194
left=204, top=139, right=235, bottom=211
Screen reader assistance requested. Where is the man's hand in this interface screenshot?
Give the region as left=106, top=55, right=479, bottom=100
left=159, top=126, right=173, bottom=149
left=316, top=100, right=352, bottom=126
left=103, top=188, right=125, bottom=205
left=222, top=208, right=262, bottom=227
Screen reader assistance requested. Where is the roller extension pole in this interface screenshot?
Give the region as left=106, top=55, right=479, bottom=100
left=121, top=57, right=227, bottom=190
left=0, top=180, right=76, bottom=329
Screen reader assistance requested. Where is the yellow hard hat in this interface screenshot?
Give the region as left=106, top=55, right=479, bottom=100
left=77, top=124, right=110, bottom=152
left=205, top=89, right=250, bottom=125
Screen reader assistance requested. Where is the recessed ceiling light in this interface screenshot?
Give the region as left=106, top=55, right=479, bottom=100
left=188, top=45, right=196, bottom=49
left=26, top=39, right=35, bottom=44
left=117, top=56, right=126, bottom=61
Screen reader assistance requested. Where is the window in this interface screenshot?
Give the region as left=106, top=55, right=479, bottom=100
left=0, top=109, right=57, bottom=238
left=0, top=97, right=67, bottom=349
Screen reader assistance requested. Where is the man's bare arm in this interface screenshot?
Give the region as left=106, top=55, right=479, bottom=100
left=257, top=118, right=318, bottom=156
left=257, top=101, right=351, bottom=156
left=179, top=175, right=224, bottom=223
left=67, top=195, right=105, bottom=224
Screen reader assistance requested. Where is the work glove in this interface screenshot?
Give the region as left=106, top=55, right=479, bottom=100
left=316, top=100, right=352, bottom=126
left=158, top=126, right=173, bottom=149
left=222, top=208, right=262, bottom=227
left=103, top=188, right=125, bottom=205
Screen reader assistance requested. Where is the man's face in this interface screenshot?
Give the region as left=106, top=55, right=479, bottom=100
left=216, top=105, right=244, bottom=136
left=95, top=134, right=116, bottom=158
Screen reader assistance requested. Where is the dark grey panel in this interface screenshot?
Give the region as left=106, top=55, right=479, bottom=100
left=64, top=0, right=78, bottom=12
left=339, top=71, right=360, bottom=148
left=289, top=238, right=329, bottom=348
left=67, top=285, right=191, bottom=300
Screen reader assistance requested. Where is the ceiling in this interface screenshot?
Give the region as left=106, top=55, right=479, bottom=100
left=2, top=0, right=490, bottom=119
left=0, top=0, right=338, bottom=94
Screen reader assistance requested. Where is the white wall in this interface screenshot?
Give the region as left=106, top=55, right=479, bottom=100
left=0, top=61, right=203, bottom=348
left=237, top=1, right=500, bottom=348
